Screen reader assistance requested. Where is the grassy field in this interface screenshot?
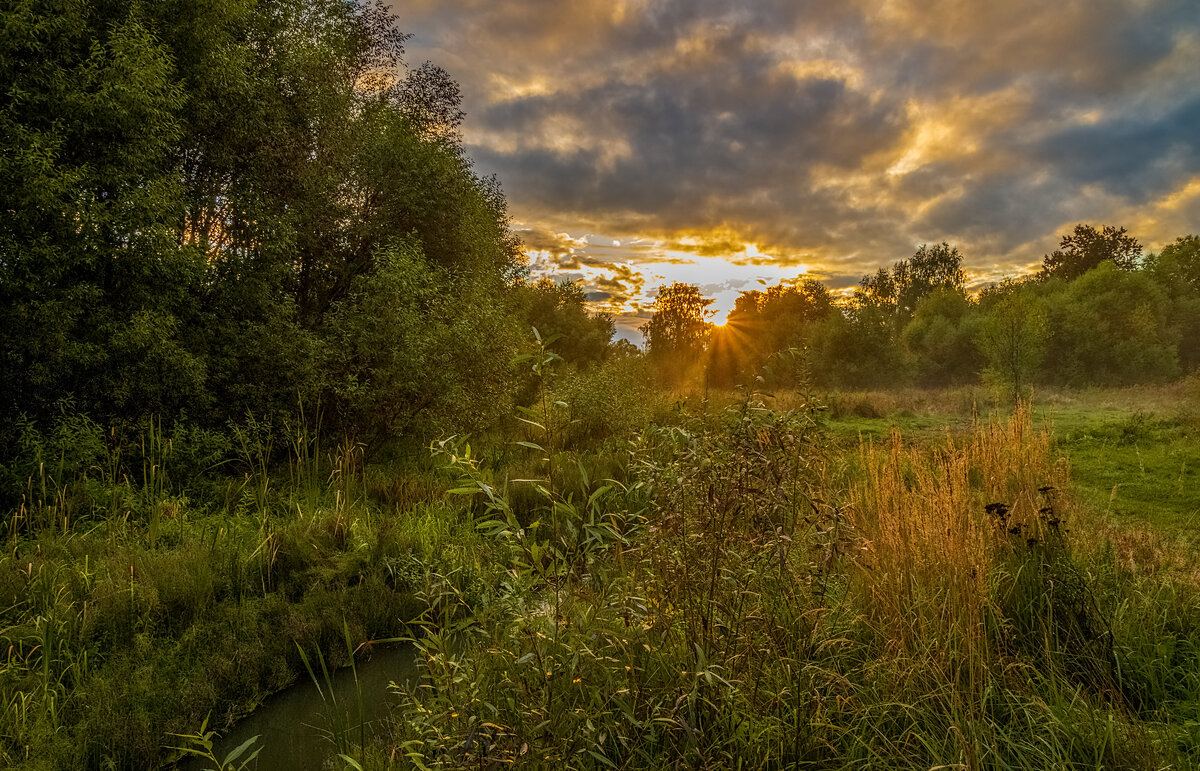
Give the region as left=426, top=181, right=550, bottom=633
left=3, top=382, right=1200, bottom=769
left=819, top=384, right=1200, bottom=538
left=357, top=386, right=1200, bottom=768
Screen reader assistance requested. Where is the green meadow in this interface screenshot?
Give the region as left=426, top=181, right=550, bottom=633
left=5, top=382, right=1200, bottom=769
left=5, top=2, right=1200, bottom=769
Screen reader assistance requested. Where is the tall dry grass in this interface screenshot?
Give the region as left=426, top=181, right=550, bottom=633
left=843, top=404, right=1078, bottom=763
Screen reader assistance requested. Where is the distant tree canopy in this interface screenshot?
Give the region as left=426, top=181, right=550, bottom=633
left=858, top=242, right=965, bottom=322
left=641, top=282, right=714, bottom=374
left=1042, top=262, right=1179, bottom=386
left=0, top=0, right=551, bottom=444
left=903, top=287, right=981, bottom=387
left=1146, top=235, right=1200, bottom=293
left=710, top=279, right=834, bottom=388
left=697, top=226, right=1199, bottom=394
left=1040, top=224, right=1142, bottom=280
left=977, top=290, right=1048, bottom=401
left=518, top=279, right=615, bottom=368
left=1146, top=235, right=1200, bottom=369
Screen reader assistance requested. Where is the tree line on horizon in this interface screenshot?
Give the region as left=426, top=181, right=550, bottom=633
left=642, top=225, right=1200, bottom=397
left=3, top=0, right=1197, bottom=478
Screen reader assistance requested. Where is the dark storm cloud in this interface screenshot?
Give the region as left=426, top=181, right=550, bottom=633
left=392, top=0, right=1200, bottom=285
left=915, top=171, right=1068, bottom=249
left=470, top=68, right=903, bottom=228
left=1034, top=95, right=1200, bottom=199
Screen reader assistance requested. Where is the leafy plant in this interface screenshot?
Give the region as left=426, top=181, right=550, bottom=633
left=168, top=715, right=261, bottom=771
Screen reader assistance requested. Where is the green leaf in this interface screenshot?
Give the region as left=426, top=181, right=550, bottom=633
left=238, top=747, right=263, bottom=769
left=222, top=736, right=260, bottom=766
left=588, top=485, right=612, bottom=508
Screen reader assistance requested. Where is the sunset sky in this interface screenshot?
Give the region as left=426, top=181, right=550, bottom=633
left=393, top=0, right=1200, bottom=341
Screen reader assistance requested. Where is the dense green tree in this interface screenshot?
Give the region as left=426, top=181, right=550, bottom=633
left=713, top=278, right=835, bottom=387
left=902, top=287, right=982, bottom=386
left=1041, top=261, right=1178, bottom=385
left=0, top=0, right=524, bottom=442
left=0, top=2, right=216, bottom=422
left=858, top=242, right=965, bottom=322
left=809, top=304, right=909, bottom=388
left=1146, top=235, right=1200, bottom=369
left=1039, top=224, right=1141, bottom=280
left=518, top=279, right=615, bottom=368
left=977, top=289, right=1048, bottom=401
left=1146, top=235, right=1200, bottom=292
left=641, top=283, right=714, bottom=380
left=324, top=240, right=517, bottom=448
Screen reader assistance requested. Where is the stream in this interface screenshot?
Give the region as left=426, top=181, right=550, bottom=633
left=177, top=644, right=418, bottom=771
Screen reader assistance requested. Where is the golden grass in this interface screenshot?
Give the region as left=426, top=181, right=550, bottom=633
left=846, top=404, right=1067, bottom=675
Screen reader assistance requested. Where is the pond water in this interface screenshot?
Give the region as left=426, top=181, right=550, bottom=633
left=177, top=644, right=418, bottom=771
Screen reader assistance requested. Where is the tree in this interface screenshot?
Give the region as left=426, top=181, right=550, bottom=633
left=858, top=242, right=965, bottom=322
left=809, top=304, right=909, bottom=388
left=1146, top=235, right=1200, bottom=293
left=713, top=278, right=836, bottom=388
left=640, top=283, right=714, bottom=377
left=518, top=278, right=615, bottom=368
left=902, top=287, right=981, bottom=386
left=1044, top=262, right=1178, bottom=385
left=1039, top=224, right=1141, bottom=280
left=1146, top=235, right=1200, bottom=369
left=977, top=290, right=1048, bottom=402
left=0, top=0, right=524, bottom=441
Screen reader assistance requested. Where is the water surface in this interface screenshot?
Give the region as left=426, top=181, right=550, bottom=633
left=177, top=644, right=417, bottom=770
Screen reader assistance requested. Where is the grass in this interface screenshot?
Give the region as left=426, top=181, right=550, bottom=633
left=0, top=414, right=490, bottom=770
left=817, top=384, right=1200, bottom=536
left=365, top=394, right=1200, bottom=769
left=1054, top=411, right=1200, bottom=534
left=3, top=381, right=1200, bottom=769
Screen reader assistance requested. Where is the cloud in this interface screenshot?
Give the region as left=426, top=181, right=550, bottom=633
left=391, top=0, right=1200, bottom=328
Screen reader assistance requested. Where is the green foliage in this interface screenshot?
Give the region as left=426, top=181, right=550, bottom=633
left=323, top=240, right=517, bottom=447
left=0, top=444, right=471, bottom=769
left=640, top=282, right=714, bottom=381
left=858, top=241, right=965, bottom=322
left=0, top=0, right=524, bottom=445
left=553, top=351, right=657, bottom=448
left=712, top=278, right=834, bottom=388
left=517, top=279, right=615, bottom=369
left=1146, top=235, right=1200, bottom=369
left=902, top=286, right=982, bottom=386
left=1043, top=262, right=1179, bottom=386
left=1146, top=235, right=1200, bottom=293
left=810, top=304, right=909, bottom=388
left=1041, top=224, right=1142, bottom=280
left=0, top=1, right=203, bottom=424
left=404, top=395, right=840, bottom=768
left=169, top=715, right=261, bottom=771
left=977, top=288, right=1048, bottom=401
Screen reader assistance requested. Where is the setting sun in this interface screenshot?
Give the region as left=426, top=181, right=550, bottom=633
left=396, top=1, right=1200, bottom=345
